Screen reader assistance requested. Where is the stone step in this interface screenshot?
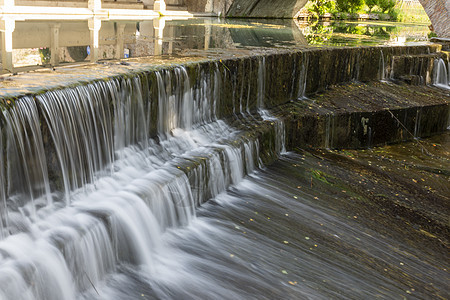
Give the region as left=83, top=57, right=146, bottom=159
left=279, top=81, right=449, bottom=150
left=390, top=53, right=447, bottom=85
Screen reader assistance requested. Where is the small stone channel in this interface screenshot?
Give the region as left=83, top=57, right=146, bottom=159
left=0, top=44, right=448, bottom=299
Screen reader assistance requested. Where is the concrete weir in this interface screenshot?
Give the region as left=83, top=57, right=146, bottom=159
left=0, top=44, right=449, bottom=151
left=0, top=44, right=448, bottom=197
left=0, top=44, right=449, bottom=299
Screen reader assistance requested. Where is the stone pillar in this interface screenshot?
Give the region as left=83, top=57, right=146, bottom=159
left=88, top=18, right=102, bottom=62
left=50, top=24, right=61, bottom=67
left=153, top=18, right=165, bottom=55
left=204, top=19, right=211, bottom=50
left=0, top=19, right=15, bottom=73
left=154, top=0, right=166, bottom=13
left=167, top=23, right=174, bottom=54
left=88, top=0, right=101, bottom=12
left=115, top=23, right=126, bottom=59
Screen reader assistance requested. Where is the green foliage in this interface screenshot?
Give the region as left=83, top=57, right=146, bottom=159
left=39, top=48, right=51, bottom=65
left=428, top=31, right=438, bottom=39
left=303, top=23, right=334, bottom=45
left=335, top=0, right=364, bottom=13
left=305, top=0, right=335, bottom=18
left=365, top=0, right=378, bottom=12
left=310, top=0, right=429, bottom=23
left=377, top=0, right=396, bottom=13
left=388, top=8, right=400, bottom=20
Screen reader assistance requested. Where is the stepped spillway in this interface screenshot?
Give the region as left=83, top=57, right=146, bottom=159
left=0, top=45, right=448, bottom=299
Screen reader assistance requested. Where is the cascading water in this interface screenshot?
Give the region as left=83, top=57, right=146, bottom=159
left=433, top=58, right=450, bottom=90
left=379, top=50, right=386, bottom=81
left=295, top=52, right=309, bottom=100
left=0, top=58, right=285, bottom=299
left=0, top=49, right=446, bottom=299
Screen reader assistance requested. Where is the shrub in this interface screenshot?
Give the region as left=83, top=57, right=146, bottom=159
left=377, top=0, right=396, bottom=13
left=306, top=0, right=335, bottom=18
left=335, top=0, right=365, bottom=13
left=365, top=0, right=378, bottom=12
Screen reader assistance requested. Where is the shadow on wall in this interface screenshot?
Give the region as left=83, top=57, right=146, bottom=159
left=184, top=0, right=308, bottom=18
left=227, top=0, right=308, bottom=18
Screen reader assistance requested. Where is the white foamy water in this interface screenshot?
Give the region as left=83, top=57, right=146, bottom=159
left=0, top=60, right=285, bottom=299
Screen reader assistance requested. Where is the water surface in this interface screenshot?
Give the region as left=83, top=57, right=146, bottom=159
left=3, top=18, right=431, bottom=74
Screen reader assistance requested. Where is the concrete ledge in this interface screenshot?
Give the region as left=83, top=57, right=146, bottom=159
left=279, top=82, right=449, bottom=149
left=0, top=46, right=448, bottom=150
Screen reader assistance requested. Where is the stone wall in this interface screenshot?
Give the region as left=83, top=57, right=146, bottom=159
left=184, top=0, right=233, bottom=16
left=184, top=0, right=307, bottom=18
left=418, top=0, right=449, bottom=37
left=226, top=0, right=307, bottom=18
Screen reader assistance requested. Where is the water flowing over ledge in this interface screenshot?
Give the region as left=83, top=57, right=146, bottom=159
left=0, top=45, right=448, bottom=299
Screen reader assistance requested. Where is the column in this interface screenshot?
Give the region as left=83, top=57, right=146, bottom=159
left=88, top=0, right=101, bottom=12
left=204, top=19, right=211, bottom=50
left=115, top=23, right=126, bottom=60
left=153, top=17, right=165, bottom=56
left=50, top=24, right=61, bottom=67
left=0, top=19, right=15, bottom=73
left=153, top=0, right=166, bottom=14
left=88, top=18, right=102, bottom=63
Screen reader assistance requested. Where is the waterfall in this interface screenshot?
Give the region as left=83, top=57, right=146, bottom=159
left=379, top=50, right=386, bottom=81
left=0, top=59, right=286, bottom=299
left=433, top=58, right=450, bottom=89
left=297, top=52, right=309, bottom=99
left=256, top=57, right=286, bottom=154
left=0, top=119, right=6, bottom=239
left=2, top=97, right=53, bottom=229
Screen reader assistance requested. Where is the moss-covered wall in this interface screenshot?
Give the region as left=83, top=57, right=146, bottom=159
left=0, top=44, right=448, bottom=199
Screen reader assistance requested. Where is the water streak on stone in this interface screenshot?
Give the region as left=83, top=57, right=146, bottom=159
left=433, top=58, right=450, bottom=89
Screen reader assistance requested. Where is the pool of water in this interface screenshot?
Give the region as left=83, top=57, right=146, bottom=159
left=1, top=17, right=431, bottom=74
